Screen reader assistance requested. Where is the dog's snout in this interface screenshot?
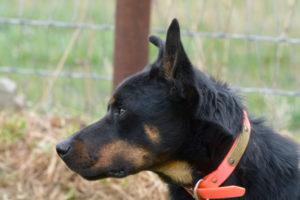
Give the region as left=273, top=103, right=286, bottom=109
left=56, top=139, right=71, bottom=157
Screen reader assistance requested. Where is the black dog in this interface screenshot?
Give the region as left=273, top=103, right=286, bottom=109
left=57, top=19, right=300, bottom=199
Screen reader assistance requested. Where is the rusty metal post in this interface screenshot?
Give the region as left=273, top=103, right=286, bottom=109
left=113, top=0, right=151, bottom=89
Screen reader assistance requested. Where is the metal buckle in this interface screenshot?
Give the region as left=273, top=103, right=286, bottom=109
left=193, top=179, right=209, bottom=200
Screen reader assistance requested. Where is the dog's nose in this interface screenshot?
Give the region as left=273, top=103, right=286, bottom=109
left=56, top=139, right=71, bottom=157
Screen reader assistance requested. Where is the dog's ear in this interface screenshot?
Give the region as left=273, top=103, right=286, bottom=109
left=161, top=19, right=195, bottom=99
left=148, top=35, right=165, bottom=65
left=149, top=20, right=242, bottom=137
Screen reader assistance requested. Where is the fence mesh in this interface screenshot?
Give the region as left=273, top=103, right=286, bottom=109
left=0, top=0, right=299, bottom=132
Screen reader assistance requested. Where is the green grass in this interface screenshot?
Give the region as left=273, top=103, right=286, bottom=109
left=0, top=113, right=27, bottom=147
left=0, top=0, right=299, bottom=135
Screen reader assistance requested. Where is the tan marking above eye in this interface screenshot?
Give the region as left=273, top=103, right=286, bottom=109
left=144, top=124, right=160, bottom=144
left=92, top=140, right=151, bottom=169
left=153, top=161, right=193, bottom=185
left=109, top=97, right=116, bottom=105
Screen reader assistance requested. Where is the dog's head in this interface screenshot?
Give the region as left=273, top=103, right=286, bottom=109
left=56, top=19, right=242, bottom=185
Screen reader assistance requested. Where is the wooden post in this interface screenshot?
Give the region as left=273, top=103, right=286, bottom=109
left=113, top=0, right=151, bottom=89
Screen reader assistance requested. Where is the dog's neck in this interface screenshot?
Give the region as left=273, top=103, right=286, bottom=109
left=153, top=126, right=237, bottom=186
left=153, top=160, right=194, bottom=185
left=153, top=88, right=245, bottom=186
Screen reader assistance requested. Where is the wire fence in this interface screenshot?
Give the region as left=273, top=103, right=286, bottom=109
left=1, top=17, right=300, bottom=44
left=0, top=0, right=299, bottom=130
left=1, top=17, right=299, bottom=96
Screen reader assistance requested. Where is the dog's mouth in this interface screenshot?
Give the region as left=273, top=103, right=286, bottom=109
left=68, top=164, right=130, bottom=180
left=107, top=169, right=128, bottom=178
left=80, top=169, right=129, bottom=180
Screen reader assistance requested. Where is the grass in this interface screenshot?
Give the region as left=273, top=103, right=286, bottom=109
left=0, top=111, right=26, bottom=147
left=0, top=0, right=299, bottom=135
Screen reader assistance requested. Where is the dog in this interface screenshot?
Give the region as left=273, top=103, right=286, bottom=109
left=56, top=19, right=300, bottom=200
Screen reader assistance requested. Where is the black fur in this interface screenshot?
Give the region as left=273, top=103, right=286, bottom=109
left=57, top=19, right=300, bottom=199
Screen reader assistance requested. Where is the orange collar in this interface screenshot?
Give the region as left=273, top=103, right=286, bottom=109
left=185, top=110, right=251, bottom=200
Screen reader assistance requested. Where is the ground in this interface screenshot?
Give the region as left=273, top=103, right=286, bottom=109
left=0, top=111, right=167, bottom=200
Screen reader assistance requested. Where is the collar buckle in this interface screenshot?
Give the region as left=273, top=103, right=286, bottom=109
left=193, top=179, right=204, bottom=200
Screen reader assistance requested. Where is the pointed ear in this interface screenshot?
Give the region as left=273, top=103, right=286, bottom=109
left=161, top=19, right=195, bottom=98
left=162, top=18, right=181, bottom=78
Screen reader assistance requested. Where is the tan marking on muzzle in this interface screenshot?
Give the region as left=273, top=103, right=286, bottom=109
left=73, top=140, right=88, bottom=156
left=72, top=140, right=92, bottom=163
left=144, top=124, right=160, bottom=144
left=154, top=161, right=193, bottom=185
left=92, top=140, right=151, bottom=169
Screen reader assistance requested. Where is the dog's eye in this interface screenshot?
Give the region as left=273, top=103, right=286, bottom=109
left=118, top=107, right=126, bottom=115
